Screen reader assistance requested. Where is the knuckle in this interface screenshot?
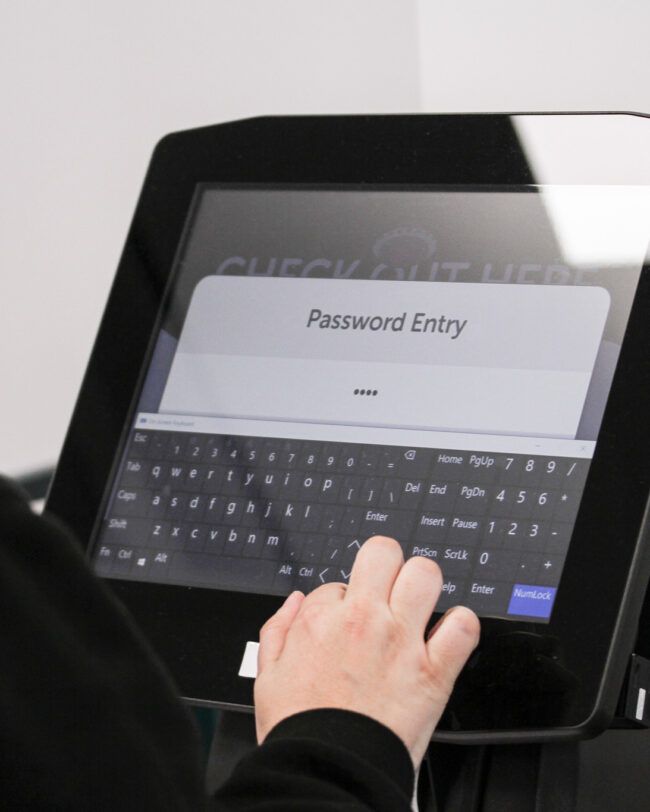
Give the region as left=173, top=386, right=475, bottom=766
left=342, top=600, right=374, bottom=636
left=297, top=601, right=325, bottom=629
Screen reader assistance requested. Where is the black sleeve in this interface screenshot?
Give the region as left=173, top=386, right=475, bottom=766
left=0, top=476, right=207, bottom=812
left=214, top=709, right=414, bottom=811
left=0, top=476, right=414, bottom=811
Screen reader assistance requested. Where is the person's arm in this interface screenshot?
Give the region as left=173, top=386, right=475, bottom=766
left=1, top=475, right=478, bottom=811
left=0, top=476, right=207, bottom=811
left=212, top=536, right=479, bottom=811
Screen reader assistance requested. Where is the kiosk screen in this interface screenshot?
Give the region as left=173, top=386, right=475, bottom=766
left=90, top=186, right=648, bottom=623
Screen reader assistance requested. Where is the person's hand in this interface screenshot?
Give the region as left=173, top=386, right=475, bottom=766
left=254, top=535, right=480, bottom=768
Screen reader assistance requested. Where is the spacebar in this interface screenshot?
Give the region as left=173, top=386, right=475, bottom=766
left=169, top=553, right=276, bottom=590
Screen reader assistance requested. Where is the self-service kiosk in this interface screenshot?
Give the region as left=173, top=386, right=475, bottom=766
left=46, top=113, right=650, bottom=810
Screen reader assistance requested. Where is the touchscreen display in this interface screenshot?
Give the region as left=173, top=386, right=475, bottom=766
left=90, top=187, right=648, bottom=622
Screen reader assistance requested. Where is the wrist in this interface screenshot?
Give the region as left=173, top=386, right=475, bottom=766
left=266, top=708, right=415, bottom=798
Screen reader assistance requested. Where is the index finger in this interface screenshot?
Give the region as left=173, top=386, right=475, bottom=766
left=344, top=536, right=404, bottom=604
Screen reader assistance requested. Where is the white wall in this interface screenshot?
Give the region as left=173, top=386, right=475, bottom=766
left=1, top=0, right=648, bottom=477
left=418, top=0, right=650, bottom=113
left=0, top=1, right=420, bottom=477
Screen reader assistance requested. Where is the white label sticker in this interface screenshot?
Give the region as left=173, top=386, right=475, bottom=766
left=238, top=641, right=259, bottom=679
left=635, top=687, right=646, bottom=721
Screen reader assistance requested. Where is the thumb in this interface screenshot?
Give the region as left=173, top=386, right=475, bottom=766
left=257, top=591, right=305, bottom=673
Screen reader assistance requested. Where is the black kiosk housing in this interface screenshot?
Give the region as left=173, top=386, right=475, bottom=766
left=46, top=114, right=650, bottom=750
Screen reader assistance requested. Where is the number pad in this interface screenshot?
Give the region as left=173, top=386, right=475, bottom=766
left=497, top=455, right=542, bottom=486
left=473, top=548, right=519, bottom=581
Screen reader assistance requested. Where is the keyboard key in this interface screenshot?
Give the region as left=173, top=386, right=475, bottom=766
left=185, top=465, right=206, bottom=489
left=223, top=527, right=246, bottom=556
left=202, top=435, right=224, bottom=464
left=150, top=550, right=171, bottom=578
left=379, top=448, right=401, bottom=475
left=169, top=553, right=277, bottom=591
left=515, top=552, right=543, bottom=582
left=243, top=438, right=262, bottom=465
left=562, top=460, right=590, bottom=490
left=553, top=490, right=582, bottom=522
left=421, top=481, right=456, bottom=512
left=185, top=494, right=207, bottom=522
left=360, top=477, right=382, bottom=506
left=280, top=441, right=301, bottom=469
left=465, top=453, right=498, bottom=483
left=168, top=433, right=188, bottom=460
left=535, top=554, right=565, bottom=586
left=121, top=460, right=149, bottom=488
left=261, top=440, right=282, bottom=468
left=447, top=515, right=482, bottom=545
left=547, top=522, right=573, bottom=552
left=167, top=524, right=187, bottom=550
left=529, top=489, right=558, bottom=519
left=435, top=577, right=467, bottom=610
left=399, top=447, right=434, bottom=478
left=341, top=476, right=363, bottom=504
left=302, top=536, right=325, bottom=563
left=223, top=498, right=245, bottom=525
left=204, top=526, right=226, bottom=555
left=204, top=496, right=226, bottom=523
left=338, top=446, right=361, bottom=474
left=113, top=546, right=137, bottom=575
left=318, top=445, right=341, bottom=473
left=130, top=430, right=151, bottom=455
left=466, top=580, right=510, bottom=615
left=407, top=544, right=442, bottom=562
left=300, top=503, right=322, bottom=531
left=103, top=517, right=150, bottom=546
left=300, top=443, right=321, bottom=470
left=148, top=432, right=169, bottom=459
left=260, top=531, right=284, bottom=559
left=432, top=451, right=466, bottom=481
left=94, top=544, right=115, bottom=575
left=379, top=479, right=401, bottom=508
left=508, top=488, right=535, bottom=519
left=284, top=534, right=304, bottom=562
left=184, top=435, right=207, bottom=462
left=360, top=446, right=381, bottom=474
left=415, top=513, right=448, bottom=543
left=507, top=584, right=557, bottom=619
left=471, top=548, right=519, bottom=581
left=241, top=529, right=265, bottom=557
left=400, top=479, right=426, bottom=509
left=319, top=475, right=342, bottom=503
left=456, top=483, right=490, bottom=516
left=294, top=565, right=318, bottom=592
left=184, top=525, right=207, bottom=552
left=439, top=546, right=474, bottom=577
left=113, top=488, right=150, bottom=518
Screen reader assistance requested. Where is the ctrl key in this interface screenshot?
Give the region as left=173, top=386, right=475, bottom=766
left=112, top=546, right=137, bottom=576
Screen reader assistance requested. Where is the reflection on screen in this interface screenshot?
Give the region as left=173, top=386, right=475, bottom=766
left=90, top=187, right=647, bottom=623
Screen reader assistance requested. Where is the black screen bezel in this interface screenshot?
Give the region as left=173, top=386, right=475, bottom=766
left=45, top=114, right=650, bottom=741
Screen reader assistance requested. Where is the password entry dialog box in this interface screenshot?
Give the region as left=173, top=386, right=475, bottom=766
left=159, top=277, right=610, bottom=440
